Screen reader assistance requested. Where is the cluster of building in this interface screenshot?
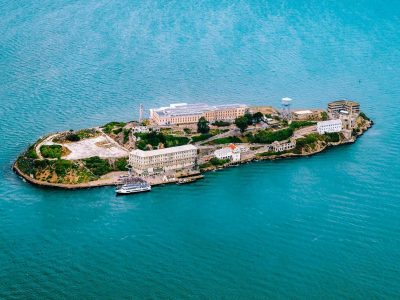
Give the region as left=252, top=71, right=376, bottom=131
left=127, top=99, right=362, bottom=176
left=316, top=100, right=361, bottom=134
left=149, top=103, right=247, bottom=126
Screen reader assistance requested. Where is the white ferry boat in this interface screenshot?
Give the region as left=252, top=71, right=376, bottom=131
left=115, top=178, right=151, bottom=195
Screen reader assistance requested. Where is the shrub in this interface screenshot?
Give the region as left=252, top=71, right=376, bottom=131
left=212, top=121, right=231, bottom=127
left=294, top=134, right=319, bottom=153
left=83, top=156, right=111, bottom=176
left=54, top=159, right=73, bottom=176
left=183, top=128, right=191, bottom=134
left=16, top=157, right=35, bottom=175
left=25, top=145, right=38, bottom=159
left=209, top=157, right=230, bottom=166
left=289, top=121, right=316, bottom=130
left=113, top=128, right=123, bottom=135
left=165, top=135, right=189, bottom=147
left=115, top=157, right=128, bottom=171
left=40, top=145, right=63, bottom=159
left=102, top=122, right=126, bottom=134
left=66, top=133, right=80, bottom=142
left=324, top=132, right=340, bottom=143
left=253, top=128, right=294, bottom=144
left=191, top=134, right=212, bottom=143
left=76, top=129, right=98, bottom=139
left=209, top=136, right=242, bottom=145
left=135, top=132, right=188, bottom=149
left=123, top=129, right=131, bottom=143
left=359, top=112, right=370, bottom=121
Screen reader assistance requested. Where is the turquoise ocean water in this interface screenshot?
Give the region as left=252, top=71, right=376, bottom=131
left=1, top=1, right=400, bottom=298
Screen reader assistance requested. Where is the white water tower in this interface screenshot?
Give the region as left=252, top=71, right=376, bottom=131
left=281, top=97, right=292, bottom=120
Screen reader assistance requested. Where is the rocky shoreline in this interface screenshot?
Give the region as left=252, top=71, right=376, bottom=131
left=13, top=119, right=372, bottom=190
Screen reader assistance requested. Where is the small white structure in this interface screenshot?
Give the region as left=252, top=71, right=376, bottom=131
left=317, top=119, right=343, bottom=134
left=271, top=140, right=296, bottom=153
left=132, top=126, right=160, bottom=134
left=214, top=144, right=242, bottom=162
left=132, top=126, right=150, bottom=133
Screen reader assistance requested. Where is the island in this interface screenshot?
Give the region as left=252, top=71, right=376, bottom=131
left=13, top=99, right=373, bottom=191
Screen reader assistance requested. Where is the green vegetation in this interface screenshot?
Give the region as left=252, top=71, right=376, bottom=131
left=321, top=111, right=328, bottom=121
left=257, top=150, right=290, bottom=157
left=324, top=132, right=340, bottom=143
left=235, top=116, right=249, bottom=133
left=199, top=162, right=212, bottom=169
left=183, top=128, right=191, bottom=134
left=165, top=135, right=189, bottom=148
left=25, top=145, right=38, bottom=159
left=208, top=136, right=242, bottom=145
left=359, top=112, right=370, bottom=121
left=253, top=112, right=264, bottom=123
left=83, top=156, right=112, bottom=177
left=76, top=128, right=98, bottom=139
left=40, top=145, right=63, bottom=159
left=191, top=133, right=212, bottom=143
left=16, top=157, right=36, bottom=176
left=250, top=128, right=294, bottom=144
left=293, top=133, right=320, bottom=154
left=102, top=122, right=126, bottom=134
left=190, top=128, right=228, bottom=143
left=209, top=157, right=230, bottom=166
left=212, top=120, right=231, bottom=127
left=197, top=117, right=210, bottom=134
left=289, top=121, right=316, bottom=130
left=114, top=157, right=128, bottom=171
left=135, top=131, right=189, bottom=150
left=244, top=113, right=254, bottom=125
left=53, top=159, right=74, bottom=177
left=66, top=133, right=80, bottom=142
left=123, top=129, right=130, bottom=144
left=113, top=128, right=123, bottom=135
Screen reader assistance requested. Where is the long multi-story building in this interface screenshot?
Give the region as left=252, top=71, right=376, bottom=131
left=129, top=144, right=198, bottom=175
left=149, top=103, right=247, bottom=125
left=317, top=119, right=343, bottom=134
left=327, top=100, right=360, bottom=117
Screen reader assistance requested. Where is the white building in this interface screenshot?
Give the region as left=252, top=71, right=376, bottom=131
left=132, top=126, right=160, bottom=134
left=317, top=119, right=342, bottom=134
left=271, top=140, right=296, bottom=153
left=214, top=144, right=242, bottom=162
left=129, top=145, right=198, bottom=175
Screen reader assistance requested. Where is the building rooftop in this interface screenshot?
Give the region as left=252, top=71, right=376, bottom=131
left=130, top=144, right=197, bottom=157
left=151, top=103, right=247, bottom=117
left=293, top=110, right=313, bottom=115
left=328, top=100, right=359, bottom=106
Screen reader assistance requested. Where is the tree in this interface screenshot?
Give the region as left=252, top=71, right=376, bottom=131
left=197, top=117, right=210, bottom=134
left=321, top=111, right=328, bottom=121
left=244, top=112, right=254, bottom=125
left=253, top=112, right=264, bottom=123
left=235, top=116, right=249, bottom=133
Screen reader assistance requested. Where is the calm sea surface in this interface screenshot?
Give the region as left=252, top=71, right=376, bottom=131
left=1, top=1, right=400, bottom=299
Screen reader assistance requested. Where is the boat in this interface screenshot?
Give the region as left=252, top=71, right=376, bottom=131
left=115, top=177, right=151, bottom=195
